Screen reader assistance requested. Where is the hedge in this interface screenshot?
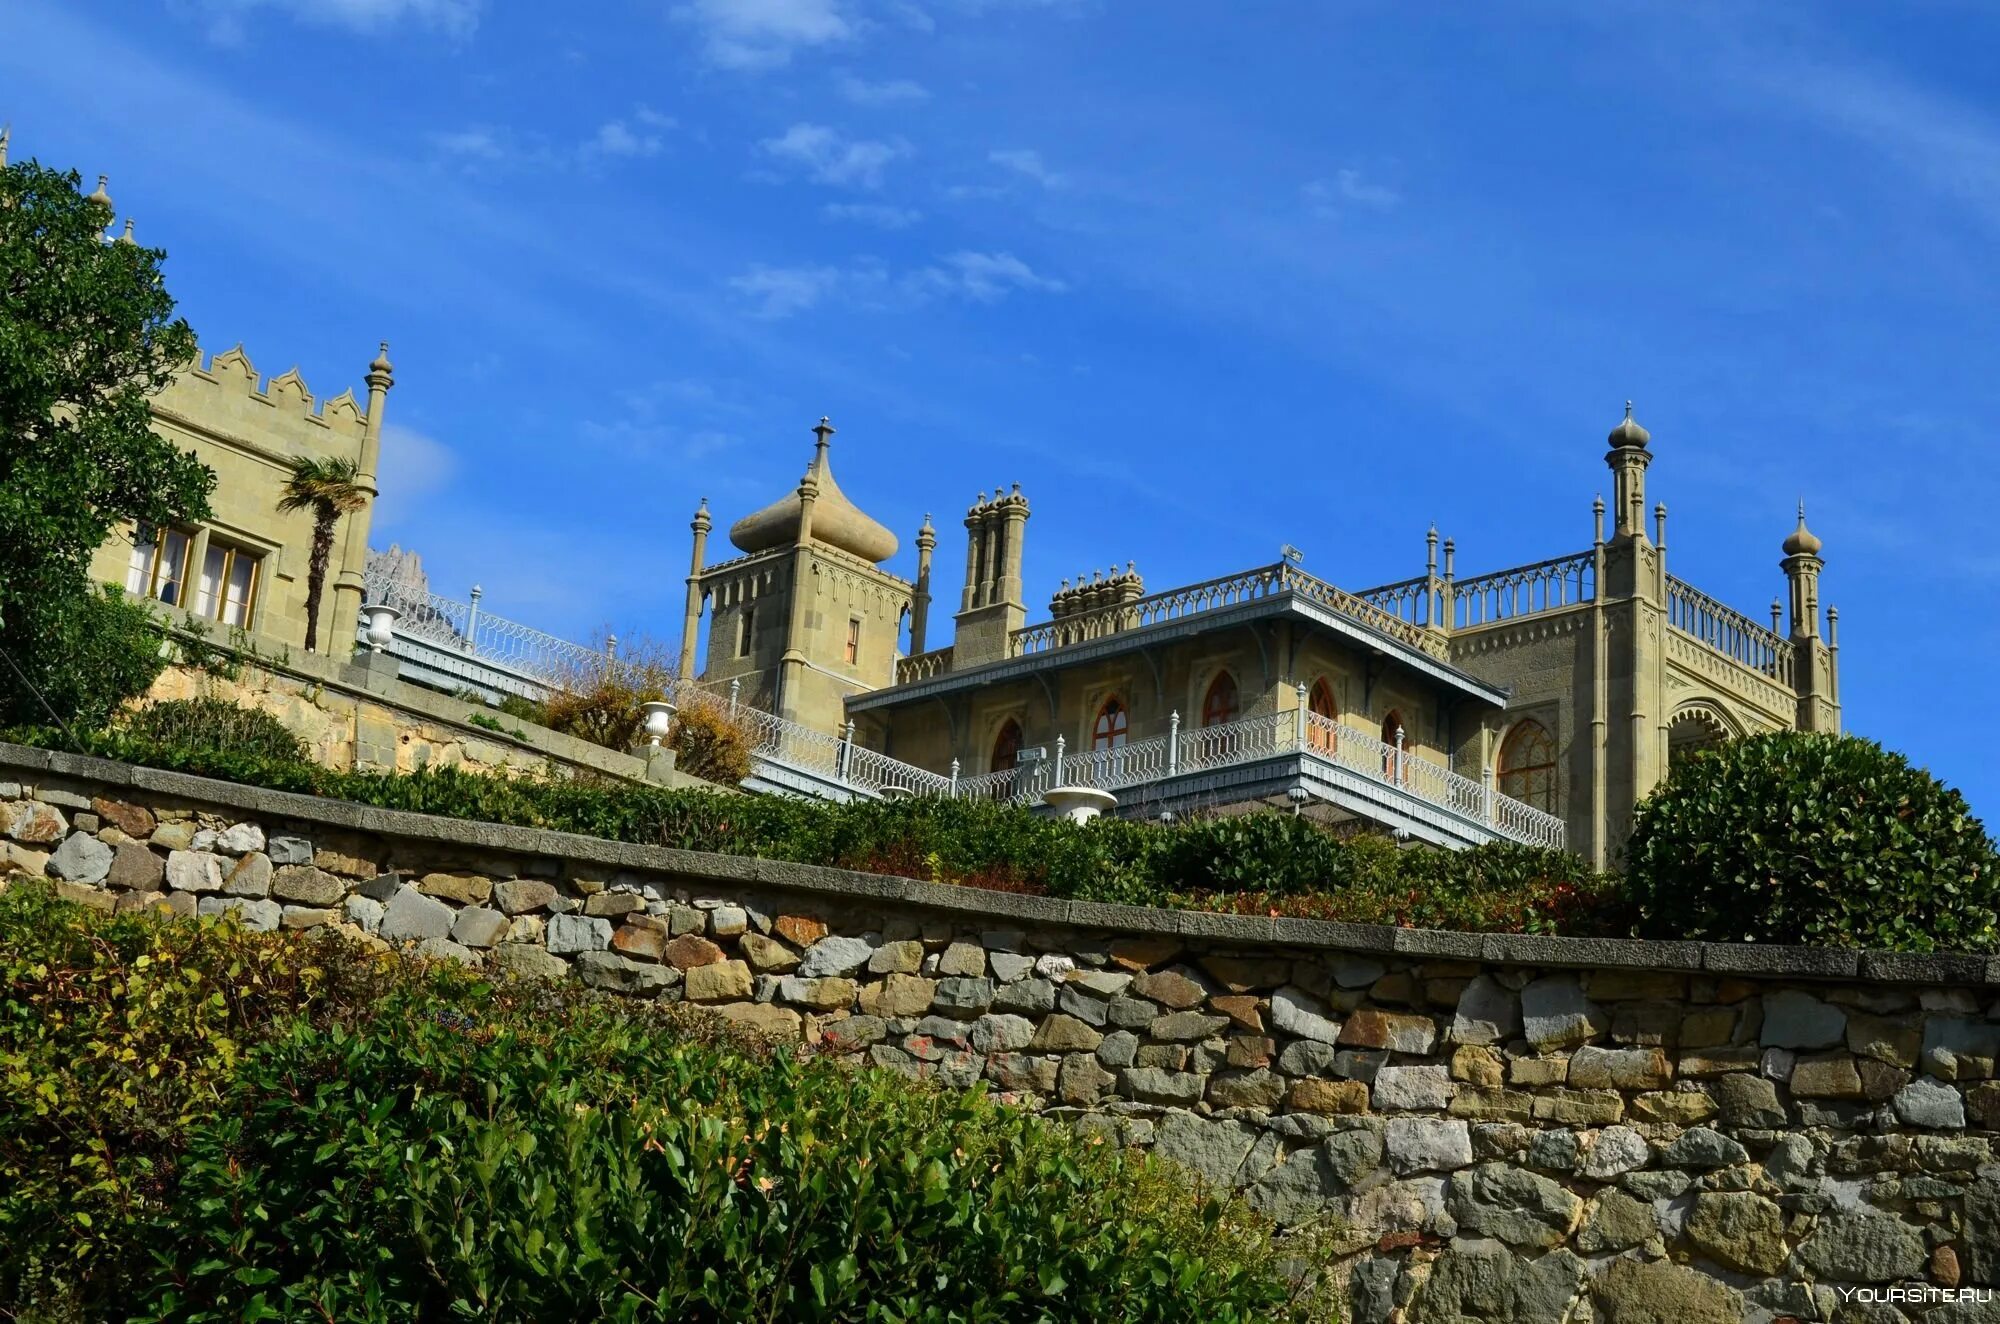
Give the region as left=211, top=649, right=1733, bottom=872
left=3, top=720, right=1623, bottom=938
left=0, top=882, right=1330, bottom=1322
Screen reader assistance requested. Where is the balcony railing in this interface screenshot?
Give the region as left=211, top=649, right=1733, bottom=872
left=1358, top=552, right=1597, bottom=631
left=895, top=646, right=955, bottom=684
left=1007, top=563, right=1448, bottom=662
left=669, top=679, right=1561, bottom=847
left=362, top=565, right=606, bottom=692
left=1666, top=576, right=1795, bottom=686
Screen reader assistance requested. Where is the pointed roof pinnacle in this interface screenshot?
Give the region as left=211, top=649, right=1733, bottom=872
left=117, top=217, right=135, bottom=244
left=1783, top=498, right=1823, bottom=557
left=87, top=174, right=111, bottom=210
left=0, top=125, right=10, bottom=167
left=1607, top=399, right=1651, bottom=448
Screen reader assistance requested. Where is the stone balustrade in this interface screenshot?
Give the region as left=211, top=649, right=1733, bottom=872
left=2, top=740, right=1997, bottom=1322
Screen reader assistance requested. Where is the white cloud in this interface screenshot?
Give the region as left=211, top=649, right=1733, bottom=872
left=429, top=127, right=503, bottom=161
left=838, top=74, right=929, bottom=105
left=675, top=0, right=851, bottom=70
left=761, top=122, right=910, bottom=189
left=727, top=250, right=1063, bottom=318
left=728, top=263, right=852, bottom=318
left=1303, top=169, right=1401, bottom=217
left=192, top=0, right=480, bottom=41
left=373, top=423, right=459, bottom=526
left=989, top=147, right=1064, bottom=189
left=822, top=201, right=923, bottom=228
left=919, top=250, right=1066, bottom=300
left=585, top=109, right=674, bottom=160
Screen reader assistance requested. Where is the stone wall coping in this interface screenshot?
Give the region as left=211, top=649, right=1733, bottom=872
left=6, top=740, right=1996, bottom=988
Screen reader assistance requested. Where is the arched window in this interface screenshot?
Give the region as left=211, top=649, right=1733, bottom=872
left=1092, top=696, right=1129, bottom=751
left=1201, top=672, right=1239, bottom=728
left=1498, top=719, right=1558, bottom=811
left=1306, top=679, right=1338, bottom=752
left=991, top=719, right=1024, bottom=773
left=1380, top=709, right=1406, bottom=781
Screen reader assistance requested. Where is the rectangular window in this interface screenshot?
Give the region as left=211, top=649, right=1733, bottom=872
left=737, top=605, right=756, bottom=658
left=125, top=523, right=193, bottom=608
left=845, top=618, right=861, bottom=665
left=196, top=539, right=261, bottom=628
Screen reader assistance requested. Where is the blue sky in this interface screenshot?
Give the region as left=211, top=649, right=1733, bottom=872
left=6, top=1, right=1998, bottom=818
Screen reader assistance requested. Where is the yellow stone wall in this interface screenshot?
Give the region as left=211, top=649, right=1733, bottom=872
left=86, top=345, right=381, bottom=654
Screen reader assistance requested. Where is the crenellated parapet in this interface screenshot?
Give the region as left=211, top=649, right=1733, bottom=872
left=1048, top=562, right=1144, bottom=622
left=152, top=344, right=375, bottom=455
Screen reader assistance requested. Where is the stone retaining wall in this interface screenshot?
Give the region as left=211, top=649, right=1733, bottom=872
left=3, top=742, right=1998, bottom=1323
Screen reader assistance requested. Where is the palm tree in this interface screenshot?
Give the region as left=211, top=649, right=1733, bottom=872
left=276, top=454, right=367, bottom=653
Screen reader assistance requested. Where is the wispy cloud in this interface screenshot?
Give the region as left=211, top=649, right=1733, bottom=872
left=837, top=74, right=929, bottom=105
left=373, top=423, right=460, bottom=527
left=989, top=148, right=1065, bottom=189
left=429, top=126, right=505, bottom=162
left=760, top=122, right=911, bottom=189
left=189, top=0, right=481, bottom=42
left=822, top=201, right=923, bottom=228
left=674, top=0, right=851, bottom=70
left=728, top=263, right=856, bottom=318
left=584, top=107, right=675, bottom=160
left=917, top=250, right=1066, bottom=300
left=727, top=250, right=1064, bottom=317
left=1303, top=169, right=1401, bottom=216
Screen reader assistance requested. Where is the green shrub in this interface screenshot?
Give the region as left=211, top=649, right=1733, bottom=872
left=1626, top=731, right=2000, bottom=952
left=0, top=884, right=1319, bottom=1323
left=0, top=584, right=169, bottom=732
left=121, top=694, right=308, bottom=764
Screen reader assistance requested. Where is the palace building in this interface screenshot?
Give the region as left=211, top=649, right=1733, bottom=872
left=676, top=408, right=1840, bottom=866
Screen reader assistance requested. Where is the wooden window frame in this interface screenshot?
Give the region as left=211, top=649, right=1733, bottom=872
left=1498, top=719, right=1559, bottom=812
left=1306, top=678, right=1338, bottom=752
left=1091, top=695, right=1129, bottom=751
left=991, top=718, right=1024, bottom=773
left=1200, top=671, right=1239, bottom=728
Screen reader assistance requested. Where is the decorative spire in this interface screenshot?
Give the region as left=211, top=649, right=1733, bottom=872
left=692, top=496, right=712, bottom=533
left=812, top=415, right=835, bottom=468
left=1782, top=498, right=1822, bottom=557
left=0, top=125, right=10, bottom=168
left=87, top=174, right=111, bottom=210
left=117, top=217, right=135, bottom=244
left=1607, top=399, right=1651, bottom=449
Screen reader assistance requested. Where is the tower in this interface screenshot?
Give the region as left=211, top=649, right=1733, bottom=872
left=1781, top=504, right=1840, bottom=733
left=910, top=514, right=937, bottom=655
left=1594, top=402, right=1667, bottom=861
left=952, top=484, right=1030, bottom=666
left=686, top=417, right=911, bottom=729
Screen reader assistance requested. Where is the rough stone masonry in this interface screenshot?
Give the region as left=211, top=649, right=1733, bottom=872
left=5, top=742, right=2000, bottom=1323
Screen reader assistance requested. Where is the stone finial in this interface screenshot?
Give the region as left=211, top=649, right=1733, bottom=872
left=1782, top=499, right=1822, bottom=557
left=0, top=125, right=10, bottom=168
left=692, top=497, right=712, bottom=533
left=1607, top=400, right=1650, bottom=449
left=367, top=341, right=394, bottom=392
left=117, top=217, right=135, bottom=244
left=87, top=174, right=111, bottom=210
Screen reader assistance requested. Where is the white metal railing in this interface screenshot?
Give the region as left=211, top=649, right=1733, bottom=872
left=662, top=679, right=1563, bottom=846
left=1007, top=563, right=1450, bottom=663
left=363, top=563, right=605, bottom=690
left=1359, top=552, right=1597, bottom=632
left=1666, top=575, right=1796, bottom=686
left=1450, top=553, right=1596, bottom=628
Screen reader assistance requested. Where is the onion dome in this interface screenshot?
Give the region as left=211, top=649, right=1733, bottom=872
left=1782, top=501, right=1823, bottom=557
left=729, top=417, right=898, bottom=564
left=370, top=341, right=394, bottom=375
left=1607, top=400, right=1650, bottom=448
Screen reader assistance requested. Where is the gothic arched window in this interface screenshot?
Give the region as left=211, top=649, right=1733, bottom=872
left=1092, top=696, right=1129, bottom=751
left=1498, top=719, right=1558, bottom=811
left=992, top=719, right=1024, bottom=773
left=1201, top=671, right=1239, bottom=728
left=1307, top=679, right=1338, bottom=752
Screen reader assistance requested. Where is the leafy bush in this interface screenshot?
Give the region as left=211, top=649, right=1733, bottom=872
left=1627, top=732, right=2000, bottom=952
left=670, top=699, right=755, bottom=784
left=121, top=694, right=308, bottom=764
left=0, top=883, right=1321, bottom=1323
left=0, top=584, right=169, bottom=732
left=538, top=635, right=677, bottom=752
